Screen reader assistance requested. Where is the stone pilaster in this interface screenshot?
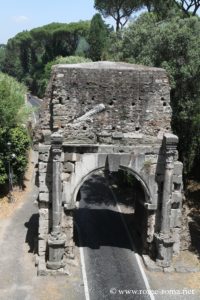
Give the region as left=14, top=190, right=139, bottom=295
left=47, top=132, right=66, bottom=270
left=155, top=133, right=178, bottom=267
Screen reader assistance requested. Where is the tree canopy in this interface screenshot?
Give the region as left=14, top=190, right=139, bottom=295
left=94, top=0, right=142, bottom=31
left=88, top=13, right=109, bottom=60
left=107, top=13, right=200, bottom=178
left=143, top=0, right=200, bottom=17
left=174, top=0, right=200, bottom=16
left=2, top=21, right=90, bottom=97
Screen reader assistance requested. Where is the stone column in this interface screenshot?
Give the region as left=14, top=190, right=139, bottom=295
left=47, top=132, right=66, bottom=270
left=155, top=133, right=178, bottom=267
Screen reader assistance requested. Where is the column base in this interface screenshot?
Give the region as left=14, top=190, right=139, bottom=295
left=47, top=232, right=66, bottom=270
left=154, top=232, right=174, bottom=267
left=46, top=260, right=66, bottom=270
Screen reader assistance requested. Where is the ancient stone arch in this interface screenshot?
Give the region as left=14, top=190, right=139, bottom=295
left=72, top=165, right=152, bottom=207
left=36, top=62, right=183, bottom=275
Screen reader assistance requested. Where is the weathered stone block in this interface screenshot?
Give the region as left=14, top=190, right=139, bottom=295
left=39, top=173, right=52, bottom=183
left=97, top=153, right=107, bottom=168
left=173, top=228, right=181, bottom=255
left=120, top=154, right=132, bottom=166
left=38, top=225, right=49, bottom=236
left=39, top=192, right=50, bottom=202
left=39, top=153, right=51, bottom=162
left=39, top=208, right=49, bottom=220
left=61, top=172, right=71, bottom=182
left=164, top=133, right=179, bottom=145
left=39, top=182, right=52, bottom=193
left=112, top=132, right=123, bottom=139
left=173, top=175, right=182, bottom=185
left=63, top=162, right=75, bottom=173
left=98, top=131, right=111, bottom=138
left=108, top=154, right=120, bottom=172
left=37, top=258, right=48, bottom=276
left=173, top=161, right=183, bottom=175
left=172, top=192, right=182, bottom=204
left=98, top=146, right=114, bottom=153
left=123, top=133, right=143, bottom=139
left=170, top=209, right=182, bottom=228
left=145, top=154, right=158, bottom=164
left=64, top=153, right=80, bottom=162
left=38, top=239, right=47, bottom=252
left=62, top=213, right=73, bottom=229
left=42, top=130, right=52, bottom=145
left=39, top=162, right=49, bottom=173
left=39, top=202, right=49, bottom=209
left=38, top=232, right=48, bottom=240
left=38, top=221, right=49, bottom=235
left=56, top=73, right=64, bottom=78
left=38, top=144, right=51, bottom=154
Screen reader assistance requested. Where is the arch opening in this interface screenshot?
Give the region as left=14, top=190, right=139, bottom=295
left=73, top=168, right=149, bottom=255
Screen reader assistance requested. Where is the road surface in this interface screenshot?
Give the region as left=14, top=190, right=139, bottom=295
left=74, top=174, right=153, bottom=300
left=27, top=94, right=42, bottom=123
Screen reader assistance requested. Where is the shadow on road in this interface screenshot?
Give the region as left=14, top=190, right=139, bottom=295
left=74, top=173, right=147, bottom=255
left=24, top=213, right=39, bottom=253
left=74, top=208, right=136, bottom=250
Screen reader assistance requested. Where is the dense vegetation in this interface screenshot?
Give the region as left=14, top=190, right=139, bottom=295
left=94, top=0, right=142, bottom=31
left=1, top=21, right=90, bottom=97
left=0, top=73, right=30, bottom=187
left=88, top=13, right=110, bottom=60
left=106, top=14, right=200, bottom=179
left=0, top=0, right=200, bottom=182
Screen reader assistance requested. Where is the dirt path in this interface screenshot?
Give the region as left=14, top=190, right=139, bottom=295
left=0, top=151, right=85, bottom=300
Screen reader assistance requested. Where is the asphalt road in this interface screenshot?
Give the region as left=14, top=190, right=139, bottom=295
left=27, top=95, right=42, bottom=123
left=28, top=95, right=42, bottom=108
left=74, top=174, right=152, bottom=300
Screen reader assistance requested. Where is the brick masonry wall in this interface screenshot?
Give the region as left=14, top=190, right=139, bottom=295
left=35, top=62, right=185, bottom=273
left=38, top=62, right=171, bottom=145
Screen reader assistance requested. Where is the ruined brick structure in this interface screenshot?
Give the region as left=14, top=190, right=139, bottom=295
left=36, top=62, right=183, bottom=274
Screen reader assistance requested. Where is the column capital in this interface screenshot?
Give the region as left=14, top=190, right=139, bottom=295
left=164, top=133, right=178, bottom=151
left=163, top=133, right=178, bottom=167
left=51, top=132, right=63, bottom=147
left=51, top=132, right=63, bottom=159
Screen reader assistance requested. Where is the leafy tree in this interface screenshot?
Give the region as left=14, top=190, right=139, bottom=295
left=142, top=0, right=200, bottom=18
left=142, top=0, right=153, bottom=12
left=0, top=73, right=30, bottom=186
left=94, top=0, right=142, bottom=31
left=2, top=21, right=91, bottom=97
left=0, top=73, right=27, bottom=127
left=140, top=0, right=183, bottom=20
left=75, top=37, right=90, bottom=57
left=88, top=14, right=109, bottom=61
left=108, top=13, right=200, bottom=178
left=103, top=31, right=124, bottom=61
left=0, top=44, right=6, bottom=71
left=0, top=127, right=29, bottom=186
left=174, top=0, right=200, bottom=16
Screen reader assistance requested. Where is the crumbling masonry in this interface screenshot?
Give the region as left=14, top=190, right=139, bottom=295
left=36, top=62, right=183, bottom=274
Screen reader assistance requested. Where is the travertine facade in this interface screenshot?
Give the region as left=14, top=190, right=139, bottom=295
left=36, top=62, right=183, bottom=274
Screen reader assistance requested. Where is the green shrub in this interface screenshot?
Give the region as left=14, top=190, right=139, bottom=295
left=0, top=73, right=30, bottom=186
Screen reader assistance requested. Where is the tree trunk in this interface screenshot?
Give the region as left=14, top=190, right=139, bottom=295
left=116, top=11, right=121, bottom=32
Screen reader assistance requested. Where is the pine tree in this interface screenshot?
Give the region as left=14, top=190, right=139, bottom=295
left=88, top=14, right=108, bottom=61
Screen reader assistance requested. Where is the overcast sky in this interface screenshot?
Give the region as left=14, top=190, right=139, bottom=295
left=0, top=0, right=100, bottom=44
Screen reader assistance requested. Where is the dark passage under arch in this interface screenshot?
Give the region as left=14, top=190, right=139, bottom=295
left=73, top=169, right=148, bottom=254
